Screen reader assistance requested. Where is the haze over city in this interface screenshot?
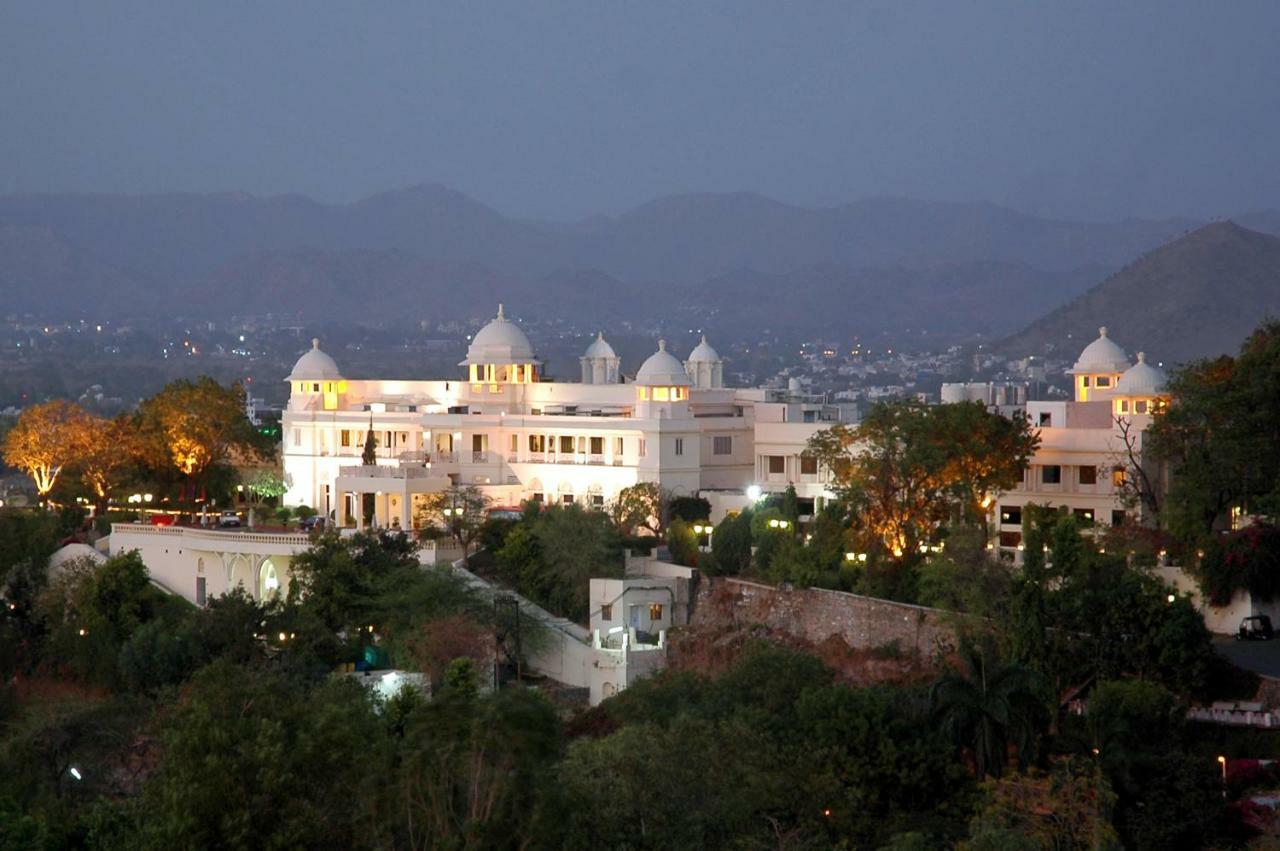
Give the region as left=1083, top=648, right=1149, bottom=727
left=3, top=1, right=1279, bottom=221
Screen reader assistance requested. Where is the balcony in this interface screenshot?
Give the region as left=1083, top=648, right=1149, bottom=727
left=472, top=450, right=490, bottom=463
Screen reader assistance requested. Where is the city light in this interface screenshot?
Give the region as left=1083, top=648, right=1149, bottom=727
left=745, top=485, right=762, bottom=502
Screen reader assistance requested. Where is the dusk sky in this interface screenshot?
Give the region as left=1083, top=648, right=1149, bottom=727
left=3, top=1, right=1278, bottom=221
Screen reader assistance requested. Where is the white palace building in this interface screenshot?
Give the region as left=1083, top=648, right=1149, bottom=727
left=281, top=305, right=841, bottom=529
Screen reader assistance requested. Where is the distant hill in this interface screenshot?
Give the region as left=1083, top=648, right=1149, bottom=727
left=1001, top=222, right=1280, bottom=365
left=2, top=184, right=1277, bottom=332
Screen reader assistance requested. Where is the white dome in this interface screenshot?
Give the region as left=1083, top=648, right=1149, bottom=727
left=288, top=339, right=343, bottom=381
left=583, top=331, right=617, bottom=359
left=1069, top=326, right=1131, bottom=374
left=1116, top=352, right=1168, bottom=396
left=635, top=340, right=692, bottom=386
left=460, top=304, right=538, bottom=366
left=686, top=334, right=721, bottom=363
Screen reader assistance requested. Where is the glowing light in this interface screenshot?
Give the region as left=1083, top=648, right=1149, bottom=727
left=278, top=632, right=287, bottom=641
left=746, top=485, right=762, bottom=502
left=69, top=767, right=82, bottom=781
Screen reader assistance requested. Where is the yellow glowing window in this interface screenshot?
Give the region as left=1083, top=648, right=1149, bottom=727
left=654, top=387, right=670, bottom=401
left=638, top=387, right=650, bottom=401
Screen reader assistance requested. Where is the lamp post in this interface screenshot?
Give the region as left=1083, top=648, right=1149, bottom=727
left=1218, top=755, right=1227, bottom=797
left=693, top=523, right=713, bottom=552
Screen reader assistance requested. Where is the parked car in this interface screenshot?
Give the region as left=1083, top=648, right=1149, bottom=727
left=1237, top=615, right=1274, bottom=641
left=149, top=513, right=176, bottom=527
left=299, top=515, right=326, bottom=532
left=218, top=511, right=242, bottom=528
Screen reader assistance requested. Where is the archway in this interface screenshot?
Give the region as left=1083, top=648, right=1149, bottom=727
left=257, top=559, right=281, bottom=601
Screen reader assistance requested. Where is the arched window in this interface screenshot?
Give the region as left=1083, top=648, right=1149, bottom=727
left=258, top=561, right=281, bottom=600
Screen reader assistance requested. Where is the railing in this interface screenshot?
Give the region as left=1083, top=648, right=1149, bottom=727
left=337, top=465, right=438, bottom=480
left=110, top=523, right=309, bottom=546
left=472, top=451, right=489, bottom=463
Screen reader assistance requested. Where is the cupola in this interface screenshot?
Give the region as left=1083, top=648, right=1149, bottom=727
left=684, top=334, right=723, bottom=389
left=1067, top=327, right=1131, bottom=402
left=287, top=339, right=346, bottom=410
left=580, top=332, right=620, bottom=384
left=459, top=304, right=540, bottom=386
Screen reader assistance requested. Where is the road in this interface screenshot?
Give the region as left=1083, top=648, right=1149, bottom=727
left=1216, top=635, right=1280, bottom=678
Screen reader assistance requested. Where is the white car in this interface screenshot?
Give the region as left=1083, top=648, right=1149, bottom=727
left=218, top=511, right=242, bottom=528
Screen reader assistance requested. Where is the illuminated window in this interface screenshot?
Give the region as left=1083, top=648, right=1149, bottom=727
left=340, top=430, right=351, bottom=447
left=638, top=387, right=650, bottom=401
left=601, top=604, right=612, bottom=621
left=654, top=387, right=670, bottom=401
left=1112, top=467, right=1127, bottom=488
left=648, top=603, right=663, bottom=621
left=510, top=435, right=518, bottom=452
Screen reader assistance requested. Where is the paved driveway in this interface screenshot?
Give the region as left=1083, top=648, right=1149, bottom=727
left=1216, top=635, right=1280, bottom=678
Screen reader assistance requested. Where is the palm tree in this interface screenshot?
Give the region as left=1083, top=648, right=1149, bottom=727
left=930, top=644, right=1049, bottom=778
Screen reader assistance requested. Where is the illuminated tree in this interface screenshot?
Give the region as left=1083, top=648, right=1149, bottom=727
left=1, top=400, right=92, bottom=503
left=610, top=481, right=666, bottom=536
left=137, top=378, right=256, bottom=481
left=807, top=401, right=1038, bottom=558
left=79, top=414, right=138, bottom=509
left=415, top=485, right=492, bottom=561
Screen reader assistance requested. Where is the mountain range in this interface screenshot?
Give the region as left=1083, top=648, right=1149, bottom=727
left=1, top=185, right=1277, bottom=348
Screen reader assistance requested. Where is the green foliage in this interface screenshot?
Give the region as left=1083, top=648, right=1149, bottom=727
left=808, top=400, right=1039, bottom=558
left=665, top=518, right=700, bottom=567
left=1194, top=523, right=1280, bottom=606
left=443, top=656, right=480, bottom=699
left=963, top=759, right=1120, bottom=851
left=667, top=495, right=710, bottom=523
left=137, top=661, right=387, bottom=850
left=1148, top=322, right=1280, bottom=544
left=493, top=504, right=622, bottom=620
left=930, top=644, right=1051, bottom=778
left=709, top=509, right=753, bottom=575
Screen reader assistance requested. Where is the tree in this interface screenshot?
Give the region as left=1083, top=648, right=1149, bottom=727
left=930, top=645, right=1049, bottom=778
left=611, top=481, right=666, bottom=536
left=1, top=400, right=92, bottom=502
left=1147, top=321, right=1280, bottom=545
left=808, top=401, right=1038, bottom=559
left=1110, top=415, right=1161, bottom=522
left=78, top=414, right=138, bottom=511
left=240, top=468, right=287, bottom=507
left=963, top=760, right=1121, bottom=851
left=415, top=485, right=492, bottom=561
left=136, top=377, right=257, bottom=483
left=136, top=662, right=388, bottom=850
left=709, top=509, right=753, bottom=575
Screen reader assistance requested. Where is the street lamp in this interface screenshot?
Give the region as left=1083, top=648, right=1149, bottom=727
left=1218, top=755, right=1227, bottom=797
left=746, top=485, right=762, bottom=502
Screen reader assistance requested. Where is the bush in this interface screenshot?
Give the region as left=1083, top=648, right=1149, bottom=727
left=665, top=519, right=700, bottom=567
left=709, top=510, right=752, bottom=576
left=668, top=496, right=711, bottom=524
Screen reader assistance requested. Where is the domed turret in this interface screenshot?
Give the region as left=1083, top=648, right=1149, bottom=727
left=289, top=338, right=343, bottom=381
left=459, top=304, right=540, bottom=385
left=684, top=334, right=723, bottom=389
left=636, top=340, right=692, bottom=387
left=1113, top=352, right=1169, bottom=416
left=1116, top=352, right=1168, bottom=396
left=634, top=340, right=691, bottom=415
left=580, top=332, right=620, bottom=384
left=1067, top=327, right=1131, bottom=402
left=287, top=339, right=346, bottom=410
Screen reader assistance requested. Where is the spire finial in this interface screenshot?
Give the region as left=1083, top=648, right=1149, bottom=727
left=312, top=337, right=320, bottom=349
left=701, top=333, right=708, bottom=343
left=497, top=303, right=505, bottom=320
left=597, top=331, right=605, bottom=341
left=1099, top=326, right=1108, bottom=337
left=1137, top=351, right=1146, bottom=363
left=658, top=339, right=667, bottom=352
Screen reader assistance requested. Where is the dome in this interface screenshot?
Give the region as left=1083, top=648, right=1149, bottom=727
left=686, top=334, right=720, bottom=363
left=635, top=340, right=692, bottom=386
left=583, top=331, right=617, bottom=359
left=1069, top=326, right=1131, bottom=374
left=1116, top=352, right=1168, bottom=396
left=460, top=304, right=538, bottom=366
left=288, top=339, right=343, bottom=381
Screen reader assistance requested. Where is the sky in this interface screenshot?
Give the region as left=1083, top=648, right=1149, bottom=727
left=2, top=1, right=1279, bottom=222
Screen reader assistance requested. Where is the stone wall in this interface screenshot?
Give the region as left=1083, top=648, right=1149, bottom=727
left=691, top=577, right=958, bottom=659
